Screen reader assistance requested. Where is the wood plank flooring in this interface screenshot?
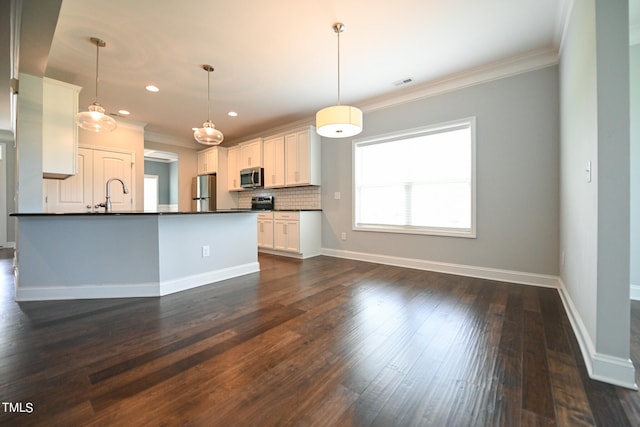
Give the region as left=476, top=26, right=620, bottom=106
left=0, top=248, right=638, bottom=426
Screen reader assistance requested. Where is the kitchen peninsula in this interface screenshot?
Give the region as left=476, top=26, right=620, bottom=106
left=11, top=211, right=259, bottom=301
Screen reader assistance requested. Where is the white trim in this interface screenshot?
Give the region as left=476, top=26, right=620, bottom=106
left=15, top=283, right=161, bottom=301
left=144, top=130, right=197, bottom=148
left=360, top=48, right=558, bottom=114
left=159, top=262, right=259, bottom=295
left=15, top=262, right=260, bottom=301
left=352, top=117, right=477, bottom=239
left=557, top=278, right=638, bottom=390
left=320, top=248, right=560, bottom=288
left=631, top=284, right=640, bottom=301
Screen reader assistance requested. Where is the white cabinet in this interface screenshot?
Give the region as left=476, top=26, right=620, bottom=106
left=257, top=212, right=274, bottom=249
left=197, top=147, right=219, bottom=175
left=239, top=138, right=262, bottom=169
left=263, top=136, right=285, bottom=188
left=274, top=211, right=300, bottom=253
left=285, top=126, right=321, bottom=187
left=44, top=147, right=135, bottom=212
left=227, top=146, right=241, bottom=191
left=258, top=211, right=321, bottom=258
left=42, top=78, right=81, bottom=179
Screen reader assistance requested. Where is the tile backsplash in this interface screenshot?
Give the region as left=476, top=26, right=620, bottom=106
left=238, top=186, right=321, bottom=210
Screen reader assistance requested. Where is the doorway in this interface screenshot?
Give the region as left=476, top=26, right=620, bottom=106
left=144, top=175, right=159, bottom=212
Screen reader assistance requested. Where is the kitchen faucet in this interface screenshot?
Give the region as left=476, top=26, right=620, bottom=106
left=96, top=178, right=129, bottom=212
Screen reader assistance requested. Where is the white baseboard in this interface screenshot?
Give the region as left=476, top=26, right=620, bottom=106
left=555, top=279, right=636, bottom=390
left=320, top=248, right=560, bottom=288
left=631, top=284, right=640, bottom=301
left=159, top=262, right=260, bottom=295
left=15, top=282, right=160, bottom=301
left=321, top=248, right=637, bottom=389
left=15, top=262, right=260, bottom=301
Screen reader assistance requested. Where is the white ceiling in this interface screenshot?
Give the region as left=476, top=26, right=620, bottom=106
left=4, top=0, right=640, bottom=147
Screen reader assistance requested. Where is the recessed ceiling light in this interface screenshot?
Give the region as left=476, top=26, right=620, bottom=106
left=228, top=111, right=238, bottom=117
left=145, top=85, right=159, bottom=92
left=118, top=110, right=130, bottom=116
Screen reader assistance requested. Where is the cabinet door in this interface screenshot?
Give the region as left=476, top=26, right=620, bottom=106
left=240, top=140, right=262, bottom=168
left=227, top=146, right=240, bottom=190
left=258, top=219, right=274, bottom=248
left=42, top=78, right=80, bottom=179
left=44, top=148, right=93, bottom=212
left=274, top=220, right=299, bottom=252
left=263, top=136, right=285, bottom=188
left=285, top=131, right=311, bottom=186
left=197, top=148, right=218, bottom=174
left=93, top=150, right=134, bottom=212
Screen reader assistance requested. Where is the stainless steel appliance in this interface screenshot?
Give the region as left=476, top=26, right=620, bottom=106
left=191, top=174, right=217, bottom=211
left=240, top=167, right=264, bottom=189
left=251, top=196, right=274, bottom=210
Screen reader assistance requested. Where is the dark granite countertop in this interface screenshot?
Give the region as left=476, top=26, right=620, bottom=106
left=10, top=209, right=255, bottom=217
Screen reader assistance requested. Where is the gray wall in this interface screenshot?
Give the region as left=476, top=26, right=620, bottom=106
left=144, top=160, right=177, bottom=205
left=631, top=43, right=639, bottom=291
left=560, top=0, right=631, bottom=382
left=322, top=65, right=560, bottom=276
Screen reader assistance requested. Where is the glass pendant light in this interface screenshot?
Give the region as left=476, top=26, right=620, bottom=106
left=75, top=37, right=117, bottom=132
left=316, top=23, right=363, bottom=138
left=194, top=64, right=224, bottom=145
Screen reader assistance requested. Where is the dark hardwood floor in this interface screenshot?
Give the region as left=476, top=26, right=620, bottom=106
left=0, top=248, right=638, bottom=426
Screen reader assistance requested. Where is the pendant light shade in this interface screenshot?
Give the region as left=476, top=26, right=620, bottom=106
left=194, top=65, right=224, bottom=145
left=316, top=23, right=363, bottom=138
left=75, top=37, right=117, bottom=132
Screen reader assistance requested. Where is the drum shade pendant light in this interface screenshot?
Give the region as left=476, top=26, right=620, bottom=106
left=194, top=64, right=224, bottom=145
left=316, top=23, right=363, bottom=138
left=75, top=37, right=117, bottom=132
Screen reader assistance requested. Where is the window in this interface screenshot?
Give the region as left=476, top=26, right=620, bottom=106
left=353, top=117, right=476, bottom=238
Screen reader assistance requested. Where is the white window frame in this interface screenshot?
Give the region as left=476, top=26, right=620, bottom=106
left=352, top=117, right=476, bottom=238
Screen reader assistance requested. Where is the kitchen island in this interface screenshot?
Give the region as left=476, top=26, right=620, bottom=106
left=11, top=211, right=259, bottom=301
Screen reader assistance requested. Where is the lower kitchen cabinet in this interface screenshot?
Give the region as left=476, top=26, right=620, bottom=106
left=257, top=212, right=274, bottom=249
left=258, top=211, right=321, bottom=259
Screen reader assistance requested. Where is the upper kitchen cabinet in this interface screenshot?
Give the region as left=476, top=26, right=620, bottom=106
left=263, top=135, right=285, bottom=188
left=239, top=138, right=263, bottom=169
left=285, top=126, right=321, bottom=187
left=227, top=146, right=241, bottom=191
left=197, top=146, right=219, bottom=175
left=42, top=78, right=81, bottom=179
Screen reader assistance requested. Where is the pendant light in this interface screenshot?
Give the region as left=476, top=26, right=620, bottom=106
left=316, top=23, right=363, bottom=138
left=75, top=37, right=117, bottom=132
left=194, top=64, right=224, bottom=145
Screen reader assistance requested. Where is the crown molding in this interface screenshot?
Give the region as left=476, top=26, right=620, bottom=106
left=360, top=47, right=558, bottom=114
left=144, top=130, right=200, bottom=149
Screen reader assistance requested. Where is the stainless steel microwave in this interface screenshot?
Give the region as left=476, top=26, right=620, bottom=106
left=240, top=167, right=264, bottom=189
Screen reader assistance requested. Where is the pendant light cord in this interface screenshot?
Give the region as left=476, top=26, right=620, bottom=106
left=336, top=26, right=341, bottom=106
left=94, top=39, right=99, bottom=102
left=207, top=68, right=211, bottom=122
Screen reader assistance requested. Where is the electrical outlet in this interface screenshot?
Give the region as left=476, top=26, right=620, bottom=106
left=202, top=245, right=210, bottom=257
left=340, top=232, right=347, bottom=241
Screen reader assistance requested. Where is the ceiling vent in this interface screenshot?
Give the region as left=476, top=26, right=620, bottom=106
left=393, top=77, right=414, bottom=87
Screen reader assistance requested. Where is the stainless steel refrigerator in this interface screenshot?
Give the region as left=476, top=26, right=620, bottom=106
left=191, top=174, right=217, bottom=212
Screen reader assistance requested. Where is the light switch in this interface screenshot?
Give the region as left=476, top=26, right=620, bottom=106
left=334, top=192, right=341, bottom=200
left=586, top=161, right=592, bottom=183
